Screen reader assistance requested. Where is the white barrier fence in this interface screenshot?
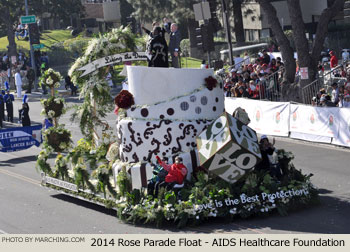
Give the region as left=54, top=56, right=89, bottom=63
left=225, top=97, right=350, bottom=148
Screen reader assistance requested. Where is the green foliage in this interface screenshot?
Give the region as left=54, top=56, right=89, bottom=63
left=36, top=150, right=53, bottom=176
left=54, top=154, right=69, bottom=180
left=69, top=26, right=140, bottom=143
left=42, top=126, right=72, bottom=153
left=117, top=166, right=132, bottom=197
left=92, top=164, right=117, bottom=198
left=73, top=163, right=96, bottom=193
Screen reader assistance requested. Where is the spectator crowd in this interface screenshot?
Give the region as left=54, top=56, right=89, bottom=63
left=218, top=49, right=285, bottom=101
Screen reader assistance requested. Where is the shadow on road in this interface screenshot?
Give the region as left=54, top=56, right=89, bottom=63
left=1, top=155, right=38, bottom=165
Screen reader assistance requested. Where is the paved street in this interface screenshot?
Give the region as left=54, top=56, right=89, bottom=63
left=0, top=91, right=350, bottom=234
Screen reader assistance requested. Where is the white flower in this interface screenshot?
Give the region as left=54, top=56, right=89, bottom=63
left=229, top=209, right=236, bottom=214
left=59, top=142, right=67, bottom=150
left=46, top=77, right=53, bottom=85
left=89, top=150, right=97, bottom=155
left=54, top=82, right=61, bottom=88
left=48, top=110, right=55, bottom=117
left=261, top=208, right=265, bottom=212
left=196, top=216, right=200, bottom=220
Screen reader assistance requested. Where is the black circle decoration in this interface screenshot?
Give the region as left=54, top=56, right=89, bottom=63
left=201, top=96, right=208, bottom=105
left=215, top=122, right=222, bottom=129
left=195, top=107, right=202, bottom=114
left=215, top=97, right=219, bottom=103
left=213, top=106, right=217, bottom=112
left=167, top=108, right=175, bottom=116
left=190, top=95, right=196, bottom=102
left=160, top=115, right=165, bottom=119
left=180, top=102, right=189, bottom=111
left=141, top=108, right=149, bottom=117
left=131, top=107, right=136, bottom=112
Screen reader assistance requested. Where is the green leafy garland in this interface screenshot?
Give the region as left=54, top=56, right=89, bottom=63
left=68, top=26, right=143, bottom=144
left=36, top=68, right=72, bottom=180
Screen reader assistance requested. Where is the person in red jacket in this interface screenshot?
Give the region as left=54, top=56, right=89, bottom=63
left=155, top=156, right=188, bottom=195
left=330, top=51, right=338, bottom=69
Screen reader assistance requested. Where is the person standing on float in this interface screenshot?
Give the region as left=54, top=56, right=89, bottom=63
left=168, top=23, right=181, bottom=68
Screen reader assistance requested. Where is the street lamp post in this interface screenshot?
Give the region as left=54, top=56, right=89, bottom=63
left=24, top=0, right=38, bottom=91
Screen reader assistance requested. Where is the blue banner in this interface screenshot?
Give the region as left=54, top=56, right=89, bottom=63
left=0, top=125, right=43, bottom=152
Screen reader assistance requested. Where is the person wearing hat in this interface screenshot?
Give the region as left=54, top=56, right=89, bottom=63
left=330, top=50, right=338, bottom=69
left=255, top=135, right=281, bottom=178
left=4, top=86, right=14, bottom=123
left=18, top=94, right=30, bottom=127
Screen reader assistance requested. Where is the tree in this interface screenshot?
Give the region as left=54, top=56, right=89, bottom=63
left=126, top=0, right=171, bottom=24
left=0, top=0, right=25, bottom=57
left=120, top=0, right=135, bottom=27
left=257, top=0, right=345, bottom=101
left=31, top=0, right=85, bottom=28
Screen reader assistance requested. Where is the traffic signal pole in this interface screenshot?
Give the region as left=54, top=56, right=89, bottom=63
left=25, top=0, right=38, bottom=91
left=221, top=0, right=234, bottom=65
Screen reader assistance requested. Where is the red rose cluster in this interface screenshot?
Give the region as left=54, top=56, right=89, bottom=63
left=114, top=90, right=135, bottom=109
left=205, top=76, right=218, bottom=90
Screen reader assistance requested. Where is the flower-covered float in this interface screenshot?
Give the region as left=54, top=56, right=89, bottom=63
left=37, top=27, right=319, bottom=228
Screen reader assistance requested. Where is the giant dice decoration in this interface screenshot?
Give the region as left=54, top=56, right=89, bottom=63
left=196, top=112, right=262, bottom=184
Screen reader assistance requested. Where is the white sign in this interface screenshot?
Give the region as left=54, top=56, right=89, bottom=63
left=225, top=98, right=290, bottom=137
left=11, top=56, right=17, bottom=65
left=78, top=52, right=148, bottom=77
left=300, top=67, right=309, bottom=80
left=193, top=2, right=211, bottom=21
left=289, top=104, right=339, bottom=138
left=42, top=174, right=78, bottom=192
left=332, top=108, right=350, bottom=147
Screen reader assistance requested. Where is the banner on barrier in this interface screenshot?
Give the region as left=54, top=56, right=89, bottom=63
left=332, top=108, right=350, bottom=147
left=289, top=104, right=339, bottom=138
left=225, top=98, right=290, bottom=137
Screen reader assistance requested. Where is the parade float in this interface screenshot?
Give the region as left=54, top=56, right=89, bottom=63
left=37, top=27, right=319, bottom=228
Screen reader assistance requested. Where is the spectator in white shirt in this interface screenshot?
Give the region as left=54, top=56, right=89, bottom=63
left=15, top=69, right=22, bottom=98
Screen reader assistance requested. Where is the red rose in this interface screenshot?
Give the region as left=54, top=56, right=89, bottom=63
left=114, top=90, right=135, bottom=109
left=205, top=76, right=218, bottom=91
